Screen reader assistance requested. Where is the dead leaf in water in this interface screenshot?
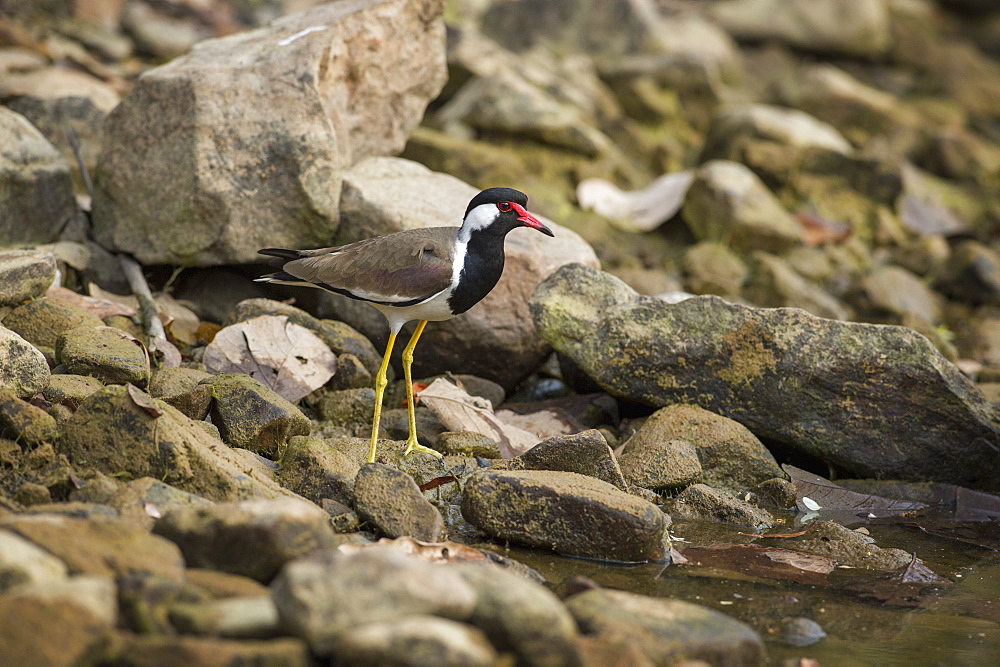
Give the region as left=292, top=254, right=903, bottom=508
left=202, top=315, right=336, bottom=402
left=681, top=543, right=835, bottom=586
left=784, top=464, right=926, bottom=522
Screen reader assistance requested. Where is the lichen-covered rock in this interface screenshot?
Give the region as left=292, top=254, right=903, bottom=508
left=0, top=249, right=56, bottom=307
left=353, top=463, right=445, bottom=542
left=743, top=251, right=850, bottom=320
left=204, top=374, right=311, bottom=457
left=149, top=367, right=213, bottom=420
left=566, top=588, right=764, bottom=665
left=618, top=437, right=703, bottom=492
left=0, top=325, right=49, bottom=397
left=681, top=241, right=748, bottom=298
left=56, top=325, right=151, bottom=387
left=153, top=498, right=337, bottom=583
left=57, top=384, right=298, bottom=501
left=461, top=469, right=667, bottom=561
left=531, top=264, right=1000, bottom=489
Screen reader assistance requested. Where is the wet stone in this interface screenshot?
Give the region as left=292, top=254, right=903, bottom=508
left=461, top=469, right=668, bottom=562
left=566, top=588, right=764, bottom=665
left=354, top=463, right=445, bottom=542
left=670, top=483, right=774, bottom=532
left=790, top=520, right=911, bottom=571
left=153, top=497, right=337, bottom=583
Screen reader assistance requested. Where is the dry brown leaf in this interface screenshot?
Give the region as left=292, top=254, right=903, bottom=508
left=202, top=315, right=336, bottom=402
left=154, top=293, right=201, bottom=345
left=127, top=383, right=162, bottom=418
left=419, top=378, right=539, bottom=458
left=48, top=285, right=136, bottom=318
left=495, top=407, right=577, bottom=440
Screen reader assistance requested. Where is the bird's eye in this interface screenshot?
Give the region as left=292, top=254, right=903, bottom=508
left=497, top=201, right=512, bottom=212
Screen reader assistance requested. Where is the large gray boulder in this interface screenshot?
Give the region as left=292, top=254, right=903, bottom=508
left=0, top=107, right=80, bottom=245
left=531, top=264, right=1000, bottom=489
left=92, top=0, right=448, bottom=266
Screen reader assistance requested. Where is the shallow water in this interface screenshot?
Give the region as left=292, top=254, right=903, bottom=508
left=489, top=517, right=1000, bottom=663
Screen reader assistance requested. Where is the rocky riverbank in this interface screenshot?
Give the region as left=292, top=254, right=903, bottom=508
left=2, top=0, right=1000, bottom=664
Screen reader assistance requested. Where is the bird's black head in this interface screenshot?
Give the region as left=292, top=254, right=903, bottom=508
left=461, top=187, right=554, bottom=238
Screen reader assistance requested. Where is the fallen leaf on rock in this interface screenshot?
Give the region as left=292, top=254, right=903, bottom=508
left=494, top=407, right=578, bottom=440
left=338, top=536, right=489, bottom=564
left=419, top=378, right=539, bottom=458
left=784, top=464, right=926, bottom=522
left=202, top=315, right=336, bottom=402
left=577, top=171, right=694, bottom=232
left=127, top=383, right=162, bottom=418
left=47, top=285, right=136, bottom=318
left=681, top=544, right=835, bottom=586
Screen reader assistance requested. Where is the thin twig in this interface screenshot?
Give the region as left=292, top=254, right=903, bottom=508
left=119, top=254, right=166, bottom=352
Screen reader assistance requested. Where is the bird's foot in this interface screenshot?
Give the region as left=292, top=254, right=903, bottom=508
left=403, top=439, right=444, bottom=459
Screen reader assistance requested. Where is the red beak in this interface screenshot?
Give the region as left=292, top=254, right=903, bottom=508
left=511, top=202, right=554, bottom=237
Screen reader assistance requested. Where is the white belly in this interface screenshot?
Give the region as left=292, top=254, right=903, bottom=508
left=371, top=287, right=456, bottom=334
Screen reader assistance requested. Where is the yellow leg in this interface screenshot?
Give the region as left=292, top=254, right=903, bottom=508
left=401, top=320, right=442, bottom=459
left=368, top=332, right=397, bottom=463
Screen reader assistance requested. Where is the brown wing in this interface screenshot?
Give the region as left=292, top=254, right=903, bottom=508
left=281, top=227, right=457, bottom=301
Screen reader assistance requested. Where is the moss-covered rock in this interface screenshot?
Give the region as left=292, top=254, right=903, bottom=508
left=57, top=384, right=298, bottom=501
left=0, top=386, right=58, bottom=447
left=461, top=469, right=667, bottom=562
left=56, top=325, right=150, bottom=387
left=531, top=263, right=1000, bottom=489
left=42, top=374, right=104, bottom=408
left=203, top=374, right=310, bottom=458
left=276, top=436, right=358, bottom=506
left=3, top=297, right=103, bottom=350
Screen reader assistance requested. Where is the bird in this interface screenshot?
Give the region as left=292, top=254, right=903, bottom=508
left=257, top=187, right=554, bottom=463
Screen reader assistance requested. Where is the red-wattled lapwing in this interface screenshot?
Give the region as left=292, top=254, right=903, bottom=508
left=257, top=187, right=553, bottom=463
